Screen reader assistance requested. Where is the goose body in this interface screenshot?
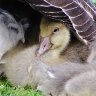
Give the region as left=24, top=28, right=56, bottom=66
left=4, top=45, right=96, bottom=96
left=0, top=8, right=25, bottom=62
left=3, top=17, right=71, bottom=87
left=64, top=70, right=96, bottom=96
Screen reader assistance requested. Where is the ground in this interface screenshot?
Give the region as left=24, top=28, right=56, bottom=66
left=0, top=74, right=43, bottom=96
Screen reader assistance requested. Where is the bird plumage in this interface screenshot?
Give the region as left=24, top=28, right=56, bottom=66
left=0, top=8, right=26, bottom=62
left=1, top=17, right=90, bottom=96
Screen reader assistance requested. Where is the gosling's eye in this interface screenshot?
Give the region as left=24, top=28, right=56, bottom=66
left=53, top=27, right=59, bottom=32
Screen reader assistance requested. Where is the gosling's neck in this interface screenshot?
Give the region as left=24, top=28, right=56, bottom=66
left=50, top=34, right=70, bottom=59
left=40, top=45, right=68, bottom=66
left=50, top=44, right=69, bottom=59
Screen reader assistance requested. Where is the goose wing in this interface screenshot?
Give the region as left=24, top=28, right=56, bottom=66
left=23, top=0, right=96, bottom=44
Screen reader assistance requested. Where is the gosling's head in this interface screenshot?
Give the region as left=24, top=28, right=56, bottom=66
left=36, top=17, right=70, bottom=56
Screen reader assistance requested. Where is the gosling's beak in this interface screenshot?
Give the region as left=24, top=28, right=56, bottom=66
left=36, top=36, right=52, bottom=57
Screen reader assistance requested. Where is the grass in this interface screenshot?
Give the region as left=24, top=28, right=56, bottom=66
left=92, top=0, right=96, bottom=4
left=0, top=74, right=43, bottom=96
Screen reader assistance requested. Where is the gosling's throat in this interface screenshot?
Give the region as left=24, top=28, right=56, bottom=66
left=48, top=46, right=64, bottom=59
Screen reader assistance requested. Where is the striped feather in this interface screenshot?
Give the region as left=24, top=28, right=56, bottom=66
left=75, top=0, right=96, bottom=20
left=25, top=0, right=75, bottom=31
